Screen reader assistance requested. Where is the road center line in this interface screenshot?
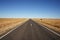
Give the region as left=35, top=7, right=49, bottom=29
left=31, top=24, right=32, bottom=26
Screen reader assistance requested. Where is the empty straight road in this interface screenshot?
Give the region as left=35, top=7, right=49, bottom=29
left=0, top=19, right=60, bottom=40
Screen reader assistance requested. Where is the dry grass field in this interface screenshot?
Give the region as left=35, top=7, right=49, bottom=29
left=32, top=18, right=60, bottom=33
left=0, top=18, right=28, bottom=36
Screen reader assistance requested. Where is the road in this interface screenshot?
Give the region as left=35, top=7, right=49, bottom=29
left=0, top=19, right=60, bottom=40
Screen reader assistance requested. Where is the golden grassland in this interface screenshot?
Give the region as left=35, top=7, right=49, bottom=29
left=0, top=18, right=28, bottom=36
left=32, top=18, right=60, bottom=33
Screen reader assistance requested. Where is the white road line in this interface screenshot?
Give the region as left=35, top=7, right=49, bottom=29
left=0, top=25, right=20, bottom=39
left=0, top=22, right=26, bottom=39
left=31, top=24, right=32, bottom=26
left=40, top=24, right=60, bottom=37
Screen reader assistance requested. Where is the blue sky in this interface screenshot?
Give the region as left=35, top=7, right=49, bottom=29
left=0, top=0, right=60, bottom=18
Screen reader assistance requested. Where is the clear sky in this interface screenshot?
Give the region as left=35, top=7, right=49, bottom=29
left=0, top=0, right=60, bottom=18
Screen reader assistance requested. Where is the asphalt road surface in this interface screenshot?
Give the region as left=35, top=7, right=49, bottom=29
left=0, top=19, right=60, bottom=40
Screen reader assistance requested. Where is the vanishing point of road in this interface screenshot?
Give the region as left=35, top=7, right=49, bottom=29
left=0, top=19, right=60, bottom=40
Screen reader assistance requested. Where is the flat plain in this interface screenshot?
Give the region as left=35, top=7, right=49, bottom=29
left=32, top=18, right=60, bottom=33
left=0, top=18, right=28, bottom=36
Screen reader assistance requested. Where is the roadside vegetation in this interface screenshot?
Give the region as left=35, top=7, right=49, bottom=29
left=32, top=18, right=60, bottom=33
left=0, top=18, right=28, bottom=36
